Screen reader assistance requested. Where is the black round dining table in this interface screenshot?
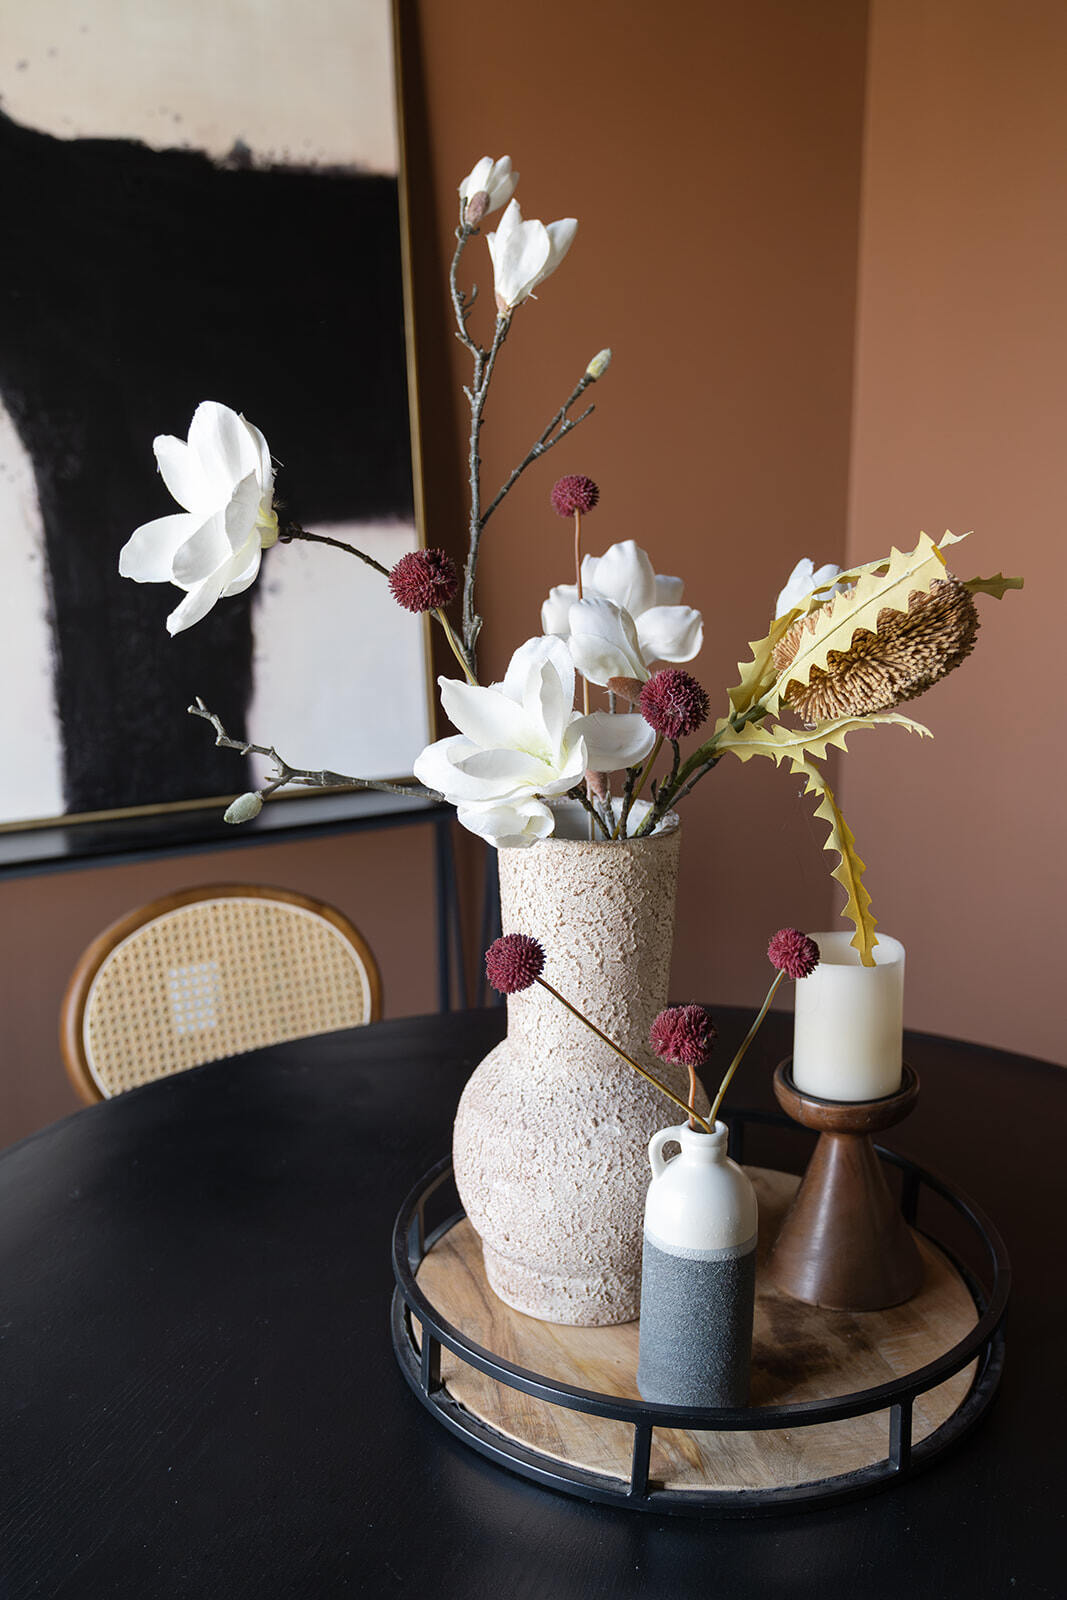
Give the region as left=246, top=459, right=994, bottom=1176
left=0, top=1007, right=1061, bottom=1599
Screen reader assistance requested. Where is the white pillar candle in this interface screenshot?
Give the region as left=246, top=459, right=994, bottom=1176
left=791, top=933, right=905, bottom=1102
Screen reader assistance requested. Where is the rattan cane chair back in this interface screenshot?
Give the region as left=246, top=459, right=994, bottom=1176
left=60, top=884, right=382, bottom=1103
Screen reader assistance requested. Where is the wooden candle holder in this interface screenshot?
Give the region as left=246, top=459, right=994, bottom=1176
left=766, top=1060, right=924, bottom=1312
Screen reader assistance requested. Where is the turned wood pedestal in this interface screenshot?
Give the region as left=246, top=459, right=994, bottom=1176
left=766, top=1060, right=924, bottom=1311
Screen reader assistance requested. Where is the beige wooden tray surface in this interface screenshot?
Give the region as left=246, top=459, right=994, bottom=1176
left=414, top=1166, right=978, bottom=1493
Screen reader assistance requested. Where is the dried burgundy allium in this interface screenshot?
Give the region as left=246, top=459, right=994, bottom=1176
left=550, top=475, right=600, bottom=518
left=649, top=1004, right=716, bottom=1069
left=387, top=548, right=460, bottom=613
left=639, top=668, right=711, bottom=741
left=485, top=933, right=546, bottom=995
left=767, top=928, right=821, bottom=980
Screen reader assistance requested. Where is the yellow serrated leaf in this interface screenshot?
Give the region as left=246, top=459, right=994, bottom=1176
left=964, top=573, right=1024, bottom=599
left=715, top=712, right=931, bottom=767
left=729, top=615, right=797, bottom=716
left=802, top=763, right=878, bottom=964
left=717, top=717, right=930, bottom=963
left=766, top=531, right=959, bottom=715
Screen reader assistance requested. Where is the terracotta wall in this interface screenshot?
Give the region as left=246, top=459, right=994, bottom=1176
left=842, top=0, right=1066, bottom=1063
left=2, top=0, right=875, bottom=1145
left=401, top=0, right=869, bottom=1014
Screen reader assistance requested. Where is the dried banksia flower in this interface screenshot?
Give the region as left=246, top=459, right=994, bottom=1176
left=388, top=548, right=459, bottom=613
left=767, top=928, right=820, bottom=980
left=550, top=475, right=600, bottom=517
left=773, top=576, right=980, bottom=722
left=485, top=933, right=546, bottom=994
left=639, top=668, right=710, bottom=740
left=650, top=1005, right=717, bottom=1070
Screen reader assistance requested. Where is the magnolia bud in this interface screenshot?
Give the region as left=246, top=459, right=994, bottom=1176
left=585, top=348, right=612, bottom=381
left=464, top=190, right=490, bottom=226
left=585, top=769, right=609, bottom=800
left=607, top=675, right=645, bottom=704
left=223, top=791, right=263, bottom=824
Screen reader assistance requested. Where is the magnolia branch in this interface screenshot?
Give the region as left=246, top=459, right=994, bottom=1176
left=566, top=782, right=612, bottom=840
left=461, top=310, right=512, bottom=658
left=278, top=525, right=389, bottom=577
left=449, top=216, right=481, bottom=355
left=188, top=699, right=438, bottom=803
left=279, top=523, right=476, bottom=682
left=449, top=217, right=608, bottom=670
left=480, top=373, right=598, bottom=530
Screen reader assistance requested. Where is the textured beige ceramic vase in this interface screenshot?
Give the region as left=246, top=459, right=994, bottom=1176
left=453, top=805, right=692, bottom=1327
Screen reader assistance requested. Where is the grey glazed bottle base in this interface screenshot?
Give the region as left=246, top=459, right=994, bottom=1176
left=636, top=1237, right=756, bottom=1408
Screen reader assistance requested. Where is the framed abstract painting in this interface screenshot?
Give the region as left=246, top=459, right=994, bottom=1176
left=0, top=0, right=430, bottom=833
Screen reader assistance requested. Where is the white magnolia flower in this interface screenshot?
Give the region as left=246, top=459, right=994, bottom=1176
left=455, top=795, right=556, bottom=849
left=413, top=635, right=655, bottom=847
left=458, top=155, right=518, bottom=221
left=487, top=199, right=577, bottom=312
left=775, top=557, right=845, bottom=620
left=567, top=597, right=648, bottom=688
left=119, top=400, right=278, bottom=636
left=542, top=540, right=703, bottom=673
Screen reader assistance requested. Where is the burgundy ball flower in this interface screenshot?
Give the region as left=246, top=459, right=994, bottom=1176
left=650, top=1005, right=716, bottom=1069
left=550, top=475, right=600, bottom=517
left=639, top=669, right=710, bottom=741
left=388, top=548, right=459, bottom=613
left=485, top=933, right=546, bottom=995
left=767, top=928, right=821, bottom=980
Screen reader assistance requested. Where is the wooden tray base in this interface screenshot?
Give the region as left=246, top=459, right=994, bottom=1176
left=414, top=1167, right=978, bottom=1494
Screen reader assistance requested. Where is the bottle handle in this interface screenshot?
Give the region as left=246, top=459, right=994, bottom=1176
left=648, top=1123, right=688, bottom=1180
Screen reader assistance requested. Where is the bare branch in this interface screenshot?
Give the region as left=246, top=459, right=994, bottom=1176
left=188, top=699, right=438, bottom=803
left=480, top=370, right=598, bottom=530
left=279, top=525, right=389, bottom=577
left=461, top=310, right=512, bottom=658
left=449, top=220, right=482, bottom=357
left=566, top=782, right=613, bottom=839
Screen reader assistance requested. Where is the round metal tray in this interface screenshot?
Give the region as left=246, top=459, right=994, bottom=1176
left=390, top=1109, right=1010, bottom=1516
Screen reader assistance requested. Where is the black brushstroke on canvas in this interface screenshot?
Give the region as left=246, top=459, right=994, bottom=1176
left=1, top=110, right=413, bottom=815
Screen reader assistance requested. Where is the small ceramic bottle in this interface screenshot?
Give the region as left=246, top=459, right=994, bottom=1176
left=636, top=1121, right=758, bottom=1408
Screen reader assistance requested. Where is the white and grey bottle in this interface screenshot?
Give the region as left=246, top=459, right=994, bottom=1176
left=636, top=1121, right=758, bottom=1407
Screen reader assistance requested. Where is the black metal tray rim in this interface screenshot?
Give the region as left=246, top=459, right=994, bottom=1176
left=392, top=1125, right=1010, bottom=1431
left=390, top=1107, right=1011, bottom=1514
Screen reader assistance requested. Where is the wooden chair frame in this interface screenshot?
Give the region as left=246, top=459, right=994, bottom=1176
left=60, top=883, right=382, bottom=1103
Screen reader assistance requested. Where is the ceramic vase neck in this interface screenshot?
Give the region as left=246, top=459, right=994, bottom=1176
left=497, top=823, right=681, bottom=1071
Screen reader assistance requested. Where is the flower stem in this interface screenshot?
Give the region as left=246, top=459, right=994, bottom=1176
left=566, top=784, right=612, bottom=839
left=279, top=525, right=389, bottom=577
left=706, top=970, right=786, bottom=1127
left=633, top=740, right=681, bottom=837
left=687, top=1063, right=702, bottom=1132
left=614, top=735, right=662, bottom=837
left=575, top=509, right=590, bottom=719
left=535, top=977, right=712, bottom=1132
left=573, top=508, right=594, bottom=835
left=435, top=609, right=477, bottom=684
